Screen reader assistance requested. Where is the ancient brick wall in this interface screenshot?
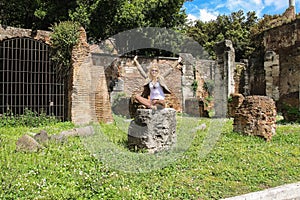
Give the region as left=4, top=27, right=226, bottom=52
left=247, top=18, right=300, bottom=100
left=0, top=25, right=114, bottom=124
left=279, top=45, right=300, bottom=96
left=105, top=57, right=183, bottom=111
left=264, top=19, right=300, bottom=97
left=71, top=28, right=113, bottom=124
left=261, top=19, right=300, bottom=115
left=264, top=51, right=280, bottom=100
left=233, top=95, right=276, bottom=141
left=263, top=19, right=300, bottom=50
left=195, top=59, right=215, bottom=111
left=0, top=25, right=50, bottom=43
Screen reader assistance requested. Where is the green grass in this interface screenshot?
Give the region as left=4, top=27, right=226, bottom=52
left=0, top=117, right=300, bottom=199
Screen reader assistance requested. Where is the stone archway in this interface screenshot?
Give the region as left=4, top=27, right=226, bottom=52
left=0, top=37, right=66, bottom=120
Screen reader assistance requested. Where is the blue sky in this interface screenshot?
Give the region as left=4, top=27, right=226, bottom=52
left=183, top=0, right=300, bottom=22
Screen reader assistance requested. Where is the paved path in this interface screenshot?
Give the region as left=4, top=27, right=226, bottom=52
left=223, top=182, right=300, bottom=200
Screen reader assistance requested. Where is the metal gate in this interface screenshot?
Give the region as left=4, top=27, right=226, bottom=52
left=0, top=37, right=65, bottom=120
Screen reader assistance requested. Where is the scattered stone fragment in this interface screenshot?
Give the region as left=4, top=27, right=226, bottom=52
left=16, top=134, right=41, bottom=152
left=33, top=130, right=49, bottom=144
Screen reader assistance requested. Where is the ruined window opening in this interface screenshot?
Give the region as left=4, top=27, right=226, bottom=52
left=0, top=37, right=66, bottom=120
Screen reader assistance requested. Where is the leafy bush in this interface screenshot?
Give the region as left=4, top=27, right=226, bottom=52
left=50, top=21, right=80, bottom=80
left=0, top=108, right=59, bottom=127
left=282, top=103, right=300, bottom=123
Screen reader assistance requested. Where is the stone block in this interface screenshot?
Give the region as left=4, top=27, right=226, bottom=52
left=112, top=97, right=131, bottom=118
left=233, top=95, right=276, bottom=141
left=34, top=130, right=49, bottom=144
left=16, top=135, right=41, bottom=152
left=128, top=108, right=176, bottom=153
left=185, top=98, right=200, bottom=117
left=227, top=93, right=244, bottom=118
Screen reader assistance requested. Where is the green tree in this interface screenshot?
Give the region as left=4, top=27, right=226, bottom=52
left=186, top=10, right=258, bottom=61
left=0, top=0, right=76, bottom=30
left=89, top=0, right=186, bottom=41
left=50, top=21, right=80, bottom=80
left=0, top=0, right=186, bottom=42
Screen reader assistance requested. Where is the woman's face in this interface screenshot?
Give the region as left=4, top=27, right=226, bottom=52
left=150, top=67, right=159, bottom=78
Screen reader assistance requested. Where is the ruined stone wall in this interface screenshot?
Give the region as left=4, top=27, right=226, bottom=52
left=0, top=25, right=115, bottom=124
left=262, top=19, right=300, bottom=113
left=251, top=18, right=300, bottom=99
left=104, top=56, right=183, bottom=111
left=0, top=25, right=50, bottom=43
left=249, top=55, right=266, bottom=95
left=264, top=51, right=280, bottom=100
left=71, top=28, right=113, bottom=124
left=263, top=19, right=300, bottom=51
left=279, top=45, right=300, bottom=96
left=214, top=40, right=235, bottom=117
left=195, top=59, right=215, bottom=111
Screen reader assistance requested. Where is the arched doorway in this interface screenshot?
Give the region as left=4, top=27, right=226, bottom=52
left=0, top=37, right=66, bottom=120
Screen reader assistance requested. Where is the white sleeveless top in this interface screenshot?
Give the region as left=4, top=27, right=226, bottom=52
left=149, top=81, right=165, bottom=100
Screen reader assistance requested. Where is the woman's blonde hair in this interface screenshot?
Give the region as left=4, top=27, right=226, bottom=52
left=148, top=65, right=161, bottom=80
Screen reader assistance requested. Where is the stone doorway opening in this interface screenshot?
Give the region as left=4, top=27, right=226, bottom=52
left=0, top=37, right=66, bottom=120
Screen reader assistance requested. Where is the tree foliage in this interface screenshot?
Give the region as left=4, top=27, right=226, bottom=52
left=0, top=0, right=186, bottom=41
left=186, top=10, right=258, bottom=61
left=50, top=21, right=81, bottom=80
left=0, top=1, right=279, bottom=60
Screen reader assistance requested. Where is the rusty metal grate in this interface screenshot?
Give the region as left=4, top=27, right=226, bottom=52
left=0, top=37, right=65, bottom=120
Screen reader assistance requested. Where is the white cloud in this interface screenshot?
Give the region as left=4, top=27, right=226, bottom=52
left=199, top=9, right=218, bottom=22
left=226, top=0, right=263, bottom=12
left=187, top=14, right=198, bottom=22
left=264, top=0, right=288, bottom=11
left=186, top=14, right=198, bottom=24
left=186, top=9, right=218, bottom=23
left=224, top=0, right=291, bottom=15
left=184, top=0, right=297, bottom=23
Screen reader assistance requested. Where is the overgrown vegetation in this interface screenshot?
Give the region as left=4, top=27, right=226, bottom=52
left=191, top=80, right=198, bottom=97
left=281, top=103, right=300, bottom=123
left=0, top=117, right=299, bottom=199
left=0, top=109, right=59, bottom=127
left=50, top=21, right=81, bottom=80
left=0, top=0, right=186, bottom=41
left=1, top=0, right=293, bottom=59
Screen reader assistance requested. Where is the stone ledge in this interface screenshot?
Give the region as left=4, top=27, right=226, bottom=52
left=222, top=182, right=300, bottom=200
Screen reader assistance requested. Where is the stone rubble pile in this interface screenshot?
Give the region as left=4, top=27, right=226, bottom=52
left=16, top=126, right=94, bottom=152
left=233, top=95, right=276, bottom=141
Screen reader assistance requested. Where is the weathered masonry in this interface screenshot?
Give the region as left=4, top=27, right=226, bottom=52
left=0, top=25, right=113, bottom=124
left=0, top=25, right=237, bottom=124
left=248, top=6, right=300, bottom=119
left=0, top=26, right=66, bottom=119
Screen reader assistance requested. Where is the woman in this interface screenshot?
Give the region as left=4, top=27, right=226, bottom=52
left=132, top=55, right=182, bottom=110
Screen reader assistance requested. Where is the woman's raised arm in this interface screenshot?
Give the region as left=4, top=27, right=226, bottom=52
left=133, top=55, right=147, bottom=79
left=162, top=57, right=183, bottom=78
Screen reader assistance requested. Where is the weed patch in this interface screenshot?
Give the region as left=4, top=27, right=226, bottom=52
left=0, top=118, right=299, bottom=199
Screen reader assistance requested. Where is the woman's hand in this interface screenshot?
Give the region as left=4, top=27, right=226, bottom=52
left=133, top=55, right=138, bottom=63
left=176, top=56, right=183, bottom=69
left=178, top=56, right=182, bottom=64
